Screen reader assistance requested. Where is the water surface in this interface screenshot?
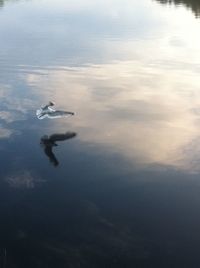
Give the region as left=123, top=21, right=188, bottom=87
left=1, top=0, right=200, bottom=267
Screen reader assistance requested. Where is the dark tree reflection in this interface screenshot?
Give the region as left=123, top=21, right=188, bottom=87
left=0, top=0, right=22, bottom=8
left=156, top=0, right=200, bottom=17
left=40, top=132, right=77, bottom=167
left=0, top=0, right=4, bottom=7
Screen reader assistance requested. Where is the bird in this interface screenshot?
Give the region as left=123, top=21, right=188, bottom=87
left=36, top=102, right=74, bottom=120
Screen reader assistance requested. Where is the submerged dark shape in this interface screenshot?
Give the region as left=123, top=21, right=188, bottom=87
left=36, top=102, right=74, bottom=120
left=155, top=0, right=200, bottom=17
left=40, top=132, right=77, bottom=166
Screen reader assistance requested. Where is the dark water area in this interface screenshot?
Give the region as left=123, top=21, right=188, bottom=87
left=1, top=0, right=200, bottom=267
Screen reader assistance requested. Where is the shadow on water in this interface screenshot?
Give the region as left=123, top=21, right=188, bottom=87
left=40, top=132, right=77, bottom=167
left=156, top=0, right=200, bottom=17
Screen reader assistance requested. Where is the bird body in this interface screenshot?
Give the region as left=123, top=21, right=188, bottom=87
left=36, top=102, right=74, bottom=120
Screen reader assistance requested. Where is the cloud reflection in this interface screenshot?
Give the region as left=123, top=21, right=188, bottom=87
left=0, top=127, right=12, bottom=138
left=26, top=60, right=200, bottom=173
left=5, top=170, right=45, bottom=189
left=1, top=0, right=200, bottom=174
left=0, top=83, right=39, bottom=139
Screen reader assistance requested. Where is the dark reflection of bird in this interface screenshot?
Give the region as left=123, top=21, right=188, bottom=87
left=40, top=132, right=77, bottom=167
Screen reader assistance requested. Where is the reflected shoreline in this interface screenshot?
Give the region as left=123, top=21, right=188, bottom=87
left=155, top=0, right=200, bottom=17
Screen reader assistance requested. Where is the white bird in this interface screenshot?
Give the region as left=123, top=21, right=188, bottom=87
left=36, top=102, right=74, bottom=120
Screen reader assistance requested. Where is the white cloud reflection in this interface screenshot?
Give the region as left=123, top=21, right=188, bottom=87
left=25, top=58, right=200, bottom=173
left=1, top=0, right=200, bottom=173
left=0, top=84, right=37, bottom=138
left=5, top=170, right=45, bottom=189
left=0, top=126, right=12, bottom=138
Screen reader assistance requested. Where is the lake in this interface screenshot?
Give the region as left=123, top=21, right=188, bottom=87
left=0, top=0, right=200, bottom=267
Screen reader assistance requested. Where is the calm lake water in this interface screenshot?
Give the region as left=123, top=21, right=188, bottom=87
left=0, top=0, right=200, bottom=267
